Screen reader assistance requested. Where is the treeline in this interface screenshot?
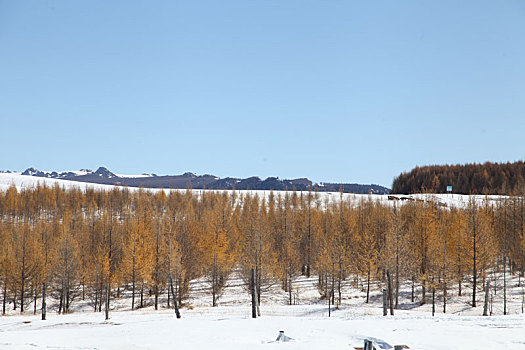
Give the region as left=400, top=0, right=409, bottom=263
left=392, top=161, right=525, bottom=195
left=0, top=185, right=524, bottom=317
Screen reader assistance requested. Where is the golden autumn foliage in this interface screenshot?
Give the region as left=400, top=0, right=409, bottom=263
left=0, top=185, right=524, bottom=316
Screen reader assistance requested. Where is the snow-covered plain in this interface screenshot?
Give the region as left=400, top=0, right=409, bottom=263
left=1, top=270, right=525, bottom=350
left=1, top=308, right=524, bottom=350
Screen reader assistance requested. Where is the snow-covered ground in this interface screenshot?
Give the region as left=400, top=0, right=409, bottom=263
left=1, top=309, right=524, bottom=350
left=1, top=270, right=525, bottom=349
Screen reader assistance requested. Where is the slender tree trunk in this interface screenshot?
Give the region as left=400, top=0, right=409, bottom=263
left=504, top=257, right=507, bottom=315
left=337, top=277, right=342, bottom=308
left=307, top=200, right=312, bottom=278
left=167, top=282, right=170, bottom=308
left=255, top=266, right=261, bottom=316
left=432, top=285, right=435, bottom=317
left=41, top=282, right=46, bottom=320
left=483, top=281, right=489, bottom=316
left=33, top=290, right=37, bottom=315
left=411, top=276, right=415, bottom=302
left=331, top=275, right=335, bottom=305
left=58, top=289, right=63, bottom=314
left=288, top=274, right=292, bottom=306
left=251, top=268, right=257, bottom=319
left=421, top=279, right=426, bottom=306
left=382, top=288, right=387, bottom=316
left=131, top=279, right=135, bottom=310
left=140, top=283, right=144, bottom=308
left=2, top=281, right=7, bottom=315
left=169, top=274, right=181, bottom=318
left=472, top=213, right=477, bottom=307
left=328, top=288, right=332, bottom=317
left=458, top=227, right=463, bottom=297
left=387, top=270, right=394, bottom=316
left=20, top=267, right=25, bottom=313
left=366, top=268, right=370, bottom=303
left=395, top=260, right=399, bottom=309
left=443, top=276, right=447, bottom=314
left=212, top=259, right=217, bottom=307
left=94, top=289, right=98, bottom=312
left=154, top=285, right=158, bottom=311
left=105, top=282, right=110, bottom=320
left=98, top=282, right=103, bottom=312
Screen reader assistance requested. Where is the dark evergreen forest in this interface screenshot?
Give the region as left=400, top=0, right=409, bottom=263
left=392, top=161, right=525, bottom=195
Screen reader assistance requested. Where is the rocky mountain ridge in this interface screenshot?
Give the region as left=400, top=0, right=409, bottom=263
left=13, top=167, right=390, bottom=194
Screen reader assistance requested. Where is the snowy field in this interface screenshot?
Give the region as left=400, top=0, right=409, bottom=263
left=1, top=308, right=524, bottom=350
left=1, top=270, right=525, bottom=350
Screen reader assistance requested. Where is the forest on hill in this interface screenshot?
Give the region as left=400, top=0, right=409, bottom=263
left=0, top=184, right=524, bottom=317
left=392, top=161, right=525, bottom=195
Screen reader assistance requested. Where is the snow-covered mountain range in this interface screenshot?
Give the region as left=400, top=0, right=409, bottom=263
left=2, top=167, right=391, bottom=194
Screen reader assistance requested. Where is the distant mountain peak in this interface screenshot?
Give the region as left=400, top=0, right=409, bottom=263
left=22, top=167, right=40, bottom=176
left=94, top=167, right=115, bottom=178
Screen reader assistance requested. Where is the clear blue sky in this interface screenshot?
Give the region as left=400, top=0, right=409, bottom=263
left=1, top=1, right=524, bottom=187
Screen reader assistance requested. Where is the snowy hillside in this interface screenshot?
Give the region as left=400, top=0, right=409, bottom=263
left=0, top=173, right=506, bottom=209
left=2, top=167, right=391, bottom=194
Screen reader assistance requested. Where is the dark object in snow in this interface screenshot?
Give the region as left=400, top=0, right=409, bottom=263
left=354, top=338, right=409, bottom=350
left=275, top=330, right=293, bottom=342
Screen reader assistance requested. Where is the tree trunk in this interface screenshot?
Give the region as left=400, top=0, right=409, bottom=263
left=411, top=276, right=415, bottom=302
left=337, top=278, right=342, bottom=308
left=387, top=269, right=394, bottom=316
left=504, top=257, right=507, bottom=315
left=41, top=282, right=46, bottom=321
left=167, top=283, right=171, bottom=308
left=251, top=268, right=257, bottom=319
left=421, top=279, right=426, bottom=306
left=212, top=262, right=217, bottom=307
left=20, top=270, right=25, bottom=313
left=382, top=288, right=387, bottom=316
left=58, top=290, right=63, bottom=314
left=169, top=274, right=181, bottom=318
left=472, top=213, right=477, bottom=307
left=328, top=288, right=332, bottom=317
left=154, top=285, right=158, bottom=311
left=105, top=282, right=110, bottom=320
left=443, top=272, right=447, bottom=313
left=33, top=291, right=37, bottom=315
left=366, top=268, right=370, bottom=303
left=483, top=281, right=489, bottom=316
left=131, top=279, right=135, bottom=310
left=2, top=281, right=7, bottom=315
left=432, top=285, right=435, bottom=317
left=288, top=274, right=292, bottom=306
left=140, top=283, right=144, bottom=308
left=395, top=263, right=399, bottom=309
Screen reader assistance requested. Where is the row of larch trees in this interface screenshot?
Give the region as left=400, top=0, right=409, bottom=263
left=1, top=184, right=524, bottom=317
